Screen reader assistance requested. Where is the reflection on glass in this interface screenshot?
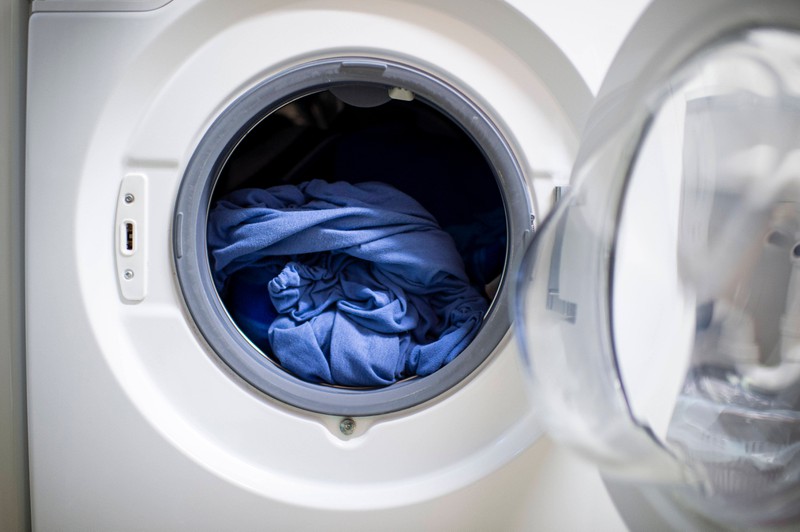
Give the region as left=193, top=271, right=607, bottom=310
left=663, top=29, right=800, bottom=525
left=516, top=28, right=800, bottom=527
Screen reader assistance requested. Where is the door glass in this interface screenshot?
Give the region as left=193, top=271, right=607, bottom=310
left=515, top=27, right=800, bottom=527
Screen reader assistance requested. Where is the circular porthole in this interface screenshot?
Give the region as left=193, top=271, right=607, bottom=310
left=174, top=58, right=530, bottom=416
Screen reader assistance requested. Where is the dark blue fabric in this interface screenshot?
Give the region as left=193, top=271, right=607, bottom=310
left=207, top=180, right=488, bottom=387
left=444, top=208, right=507, bottom=289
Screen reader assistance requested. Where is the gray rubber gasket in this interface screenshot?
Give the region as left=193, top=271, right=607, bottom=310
left=173, top=57, right=530, bottom=416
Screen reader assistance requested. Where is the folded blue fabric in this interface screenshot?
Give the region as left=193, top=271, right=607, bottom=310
left=207, top=180, right=488, bottom=387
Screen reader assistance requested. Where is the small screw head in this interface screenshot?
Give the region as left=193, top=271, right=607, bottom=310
left=124, top=193, right=135, bottom=204
left=124, top=269, right=134, bottom=280
left=339, top=418, right=356, bottom=436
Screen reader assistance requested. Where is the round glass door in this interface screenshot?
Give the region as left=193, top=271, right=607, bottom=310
left=515, top=12, right=800, bottom=528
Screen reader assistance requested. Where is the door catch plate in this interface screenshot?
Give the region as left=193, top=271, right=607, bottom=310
left=115, top=174, right=147, bottom=301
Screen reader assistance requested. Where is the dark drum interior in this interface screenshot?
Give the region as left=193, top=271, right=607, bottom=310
left=209, top=86, right=508, bottom=384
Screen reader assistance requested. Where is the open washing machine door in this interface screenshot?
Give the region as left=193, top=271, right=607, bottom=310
left=514, top=0, right=800, bottom=529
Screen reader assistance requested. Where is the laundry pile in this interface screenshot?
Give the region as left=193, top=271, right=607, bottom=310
left=207, top=179, right=489, bottom=387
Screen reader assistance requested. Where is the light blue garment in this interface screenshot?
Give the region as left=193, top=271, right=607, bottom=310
left=207, top=180, right=488, bottom=387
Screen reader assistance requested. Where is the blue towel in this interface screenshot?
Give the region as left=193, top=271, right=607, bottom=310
left=207, top=180, right=488, bottom=387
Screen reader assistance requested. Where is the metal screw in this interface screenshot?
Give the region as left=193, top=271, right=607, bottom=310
left=124, top=193, right=135, bottom=204
left=124, top=269, right=134, bottom=280
left=339, top=418, right=356, bottom=436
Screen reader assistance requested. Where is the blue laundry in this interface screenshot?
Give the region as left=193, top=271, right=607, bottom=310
left=444, top=208, right=507, bottom=290
left=235, top=104, right=508, bottom=289
left=207, top=180, right=488, bottom=387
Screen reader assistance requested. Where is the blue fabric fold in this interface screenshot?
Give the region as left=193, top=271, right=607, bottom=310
left=207, top=180, right=488, bottom=387
left=444, top=207, right=507, bottom=289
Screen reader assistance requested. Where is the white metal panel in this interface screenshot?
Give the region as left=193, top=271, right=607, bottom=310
left=32, top=0, right=173, bottom=12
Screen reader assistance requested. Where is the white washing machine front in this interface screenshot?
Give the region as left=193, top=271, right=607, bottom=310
left=25, top=0, right=646, bottom=530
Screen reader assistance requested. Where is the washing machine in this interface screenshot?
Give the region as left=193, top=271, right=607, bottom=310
left=24, top=0, right=800, bottom=530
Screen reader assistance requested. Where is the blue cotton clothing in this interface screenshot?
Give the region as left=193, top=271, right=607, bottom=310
left=207, top=180, right=488, bottom=387
left=445, top=208, right=507, bottom=289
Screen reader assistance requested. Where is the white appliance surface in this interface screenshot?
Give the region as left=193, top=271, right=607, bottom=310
left=506, top=0, right=649, bottom=95
left=25, top=1, right=648, bottom=530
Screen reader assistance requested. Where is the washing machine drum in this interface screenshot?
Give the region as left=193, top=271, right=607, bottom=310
left=514, top=0, right=800, bottom=528
left=174, top=59, right=528, bottom=416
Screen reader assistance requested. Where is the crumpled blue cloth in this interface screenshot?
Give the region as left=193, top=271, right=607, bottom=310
left=207, top=180, right=488, bottom=387
left=445, top=207, right=507, bottom=289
